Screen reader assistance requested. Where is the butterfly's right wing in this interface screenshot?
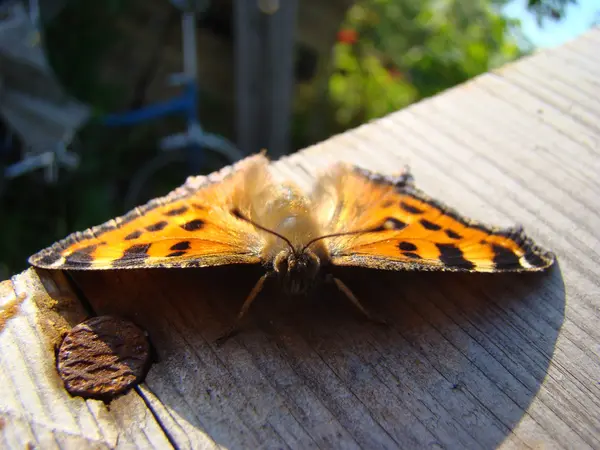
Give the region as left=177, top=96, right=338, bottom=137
left=312, top=163, right=554, bottom=273
left=29, top=154, right=272, bottom=270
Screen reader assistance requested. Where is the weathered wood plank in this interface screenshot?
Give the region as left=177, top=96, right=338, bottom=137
left=2, top=27, right=600, bottom=450
left=0, top=270, right=173, bottom=449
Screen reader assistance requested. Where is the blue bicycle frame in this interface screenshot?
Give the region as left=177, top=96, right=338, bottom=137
left=101, top=11, right=242, bottom=171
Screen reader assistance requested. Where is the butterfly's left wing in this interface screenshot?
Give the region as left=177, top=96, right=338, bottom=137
left=29, top=154, right=271, bottom=270
left=312, top=163, right=555, bottom=273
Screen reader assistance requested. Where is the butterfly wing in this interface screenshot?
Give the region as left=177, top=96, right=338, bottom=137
left=312, top=163, right=555, bottom=273
left=29, top=154, right=271, bottom=270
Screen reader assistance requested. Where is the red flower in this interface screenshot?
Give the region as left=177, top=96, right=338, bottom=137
left=337, top=28, right=358, bottom=44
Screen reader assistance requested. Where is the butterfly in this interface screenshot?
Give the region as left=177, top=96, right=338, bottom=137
left=29, top=153, right=555, bottom=338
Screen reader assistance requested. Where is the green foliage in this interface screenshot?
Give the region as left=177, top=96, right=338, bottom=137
left=329, top=43, right=417, bottom=125
left=327, top=0, right=529, bottom=129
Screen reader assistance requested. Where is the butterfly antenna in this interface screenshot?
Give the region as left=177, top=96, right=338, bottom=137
left=232, top=209, right=296, bottom=253
left=301, top=226, right=384, bottom=253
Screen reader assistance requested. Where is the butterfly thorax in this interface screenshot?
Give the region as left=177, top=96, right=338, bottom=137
left=256, top=186, right=328, bottom=295
left=273, top=247, right=321, bottom=296
left=255, top=183, right=328, bottom=261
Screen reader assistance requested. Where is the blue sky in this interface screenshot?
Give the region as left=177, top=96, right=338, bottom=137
left=504, top=0, right=599, bottom=48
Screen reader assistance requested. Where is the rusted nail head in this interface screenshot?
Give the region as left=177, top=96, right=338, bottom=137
left=57, top=316, right=150, bottom=400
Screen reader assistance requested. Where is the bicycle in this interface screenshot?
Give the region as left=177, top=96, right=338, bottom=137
left=102, top=3, right=244, bottom=209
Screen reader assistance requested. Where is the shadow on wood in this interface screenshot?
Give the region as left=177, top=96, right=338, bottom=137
left=55, top=260, right=565, bottom=449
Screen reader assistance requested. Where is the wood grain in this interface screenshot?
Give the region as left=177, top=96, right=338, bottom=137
left=2, top=27, right=600, bottom=449
left=0, top=270, right=173, bottom=449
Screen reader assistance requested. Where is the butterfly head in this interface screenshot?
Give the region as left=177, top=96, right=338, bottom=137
left=273, top=248, right=320, bottom=296
left=233, top=209, right=389, bottom=296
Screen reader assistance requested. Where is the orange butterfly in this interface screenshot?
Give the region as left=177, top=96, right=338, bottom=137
left=29, top=153, right=555, bottom=337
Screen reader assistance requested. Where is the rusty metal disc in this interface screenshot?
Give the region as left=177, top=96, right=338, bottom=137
left=57, top=316, right=150, bottom=400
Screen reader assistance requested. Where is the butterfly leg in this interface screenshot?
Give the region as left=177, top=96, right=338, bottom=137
left=331, top=276, right=387, bottom=325
left=216, top=272, right=270, bottom=344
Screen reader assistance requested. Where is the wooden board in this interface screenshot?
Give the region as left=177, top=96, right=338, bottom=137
left=0, top=270, right=174, bottom=449
left=1, top=27, right=600, bottom=449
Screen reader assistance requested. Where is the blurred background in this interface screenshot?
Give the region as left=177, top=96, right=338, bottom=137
left=0, top=0, right=597, bottom=278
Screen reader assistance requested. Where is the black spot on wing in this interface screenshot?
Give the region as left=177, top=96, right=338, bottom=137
left=146, top=221, right=168, bottom=232
left=112, top=244, right=151, bottom=268
left=491, top=244, right=521, bottom=270
left=523, top=251, right=547, bottom=268
left=124, top=230, right=143, bottom=240
left=402, top=252, right=421, bottom=259
left=167, top=251, right=187, bottom=258
left=164, top=206, right=189, bottom=216
left=445, top=229, right=462, bottom=239
left=400, top=202, right=424, bottom=214
left=435, top=243, right=475, bottom=270
left=64, top=244, right=98, bottom=268
left=170, top=241, right=191, bottom=251
left=181, top=219, right=205, bottom=231
left=420, top=219, right=442, bottom=231
left=35, top=252, right=62, bottom=266
left=498, top=228, right=554, bottom=269
left=398, top=242, right=417, bottom=251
